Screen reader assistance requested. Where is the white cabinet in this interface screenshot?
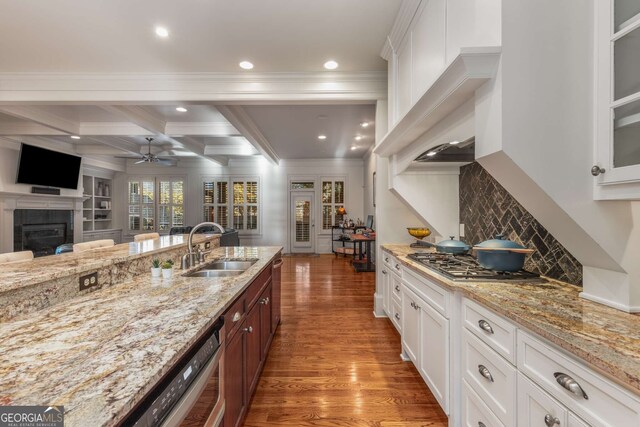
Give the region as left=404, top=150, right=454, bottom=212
left=401, top=269, right=450, bottom=414
left=396, top=37, right=413, bottom=121
left=381, top=265, right=390, bottom=316
left=446, top=0, right=501, bottom=61
left=517, top=373, right=568, bottom=427
left=568, top=413, right=590, bottom=427
left=595, top=0, right=640, bottom=197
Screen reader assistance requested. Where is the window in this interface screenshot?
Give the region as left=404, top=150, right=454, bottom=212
left=202, top=177, right=260, bottom=234
left=321, top=178, right=346, bottom=230
left=128, top=177, right=185, bottom=233
left=203, top=180, right=229, bottom=228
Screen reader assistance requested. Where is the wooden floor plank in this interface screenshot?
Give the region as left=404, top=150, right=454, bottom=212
left=243, top=255, right=448, bottom=426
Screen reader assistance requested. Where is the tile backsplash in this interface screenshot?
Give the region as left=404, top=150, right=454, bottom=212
left=459, top=162, right=582, bottom=285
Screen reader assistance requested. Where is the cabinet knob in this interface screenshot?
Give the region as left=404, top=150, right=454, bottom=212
left=554, top=372, right=588, bottom=399
left=395, top=285, right=400, bottom=292
left=478, top=319, right=494, bottom=334
left=395, top=264, right=401, bottom=270
left=591, top=165, right=606, bottom=176
left=243, top=326, right=253, bottom=333
left=385, top=257, right=389, bottom=262
left=232, top=311, right=242, bottom=322
left=478, top=423, right=487, bottom=427
left=478, top=365, right=494, bottom=382
left=395, top=313, right=400, bottom=320
left=382, top=270, right=387, bottom=275
left=259, top=297, right=270, bottom=305
left=544, top=414, right=560, bottom=427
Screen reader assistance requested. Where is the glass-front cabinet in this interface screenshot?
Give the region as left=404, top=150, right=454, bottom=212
left=595, top=0, right=640, bottom=197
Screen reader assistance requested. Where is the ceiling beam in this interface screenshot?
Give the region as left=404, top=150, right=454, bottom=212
left=216, top=105, right=280, bottom=165
left=204, top=145, right=259, bottom=156
left=79, top=122, right=153, bottom=136
left=0, top=106, right=79, bottom=135
left=174, top=136, right=228, bottom=166
left=74, top=144, right=130, bottom=155
left=100, top=106, right=166, bottom=134
left=84, top=136, right=142, bottom=156
left=0, top=122, right=67, bottom=136
left=165, top=121, right=239, bottom=137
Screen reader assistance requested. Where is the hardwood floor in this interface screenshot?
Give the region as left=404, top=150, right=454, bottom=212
left=243, top=254, right=448, bottom=426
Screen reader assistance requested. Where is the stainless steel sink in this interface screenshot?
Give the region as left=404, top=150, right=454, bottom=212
left=183, top=258, right=258, bottom=278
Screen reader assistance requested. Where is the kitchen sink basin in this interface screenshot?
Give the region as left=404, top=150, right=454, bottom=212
left=183, top=258, right=258, bottom=278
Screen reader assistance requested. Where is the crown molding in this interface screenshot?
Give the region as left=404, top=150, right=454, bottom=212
left=0, top=71, right=387, bottom=103
left=380, top=0, right=422, bottom=60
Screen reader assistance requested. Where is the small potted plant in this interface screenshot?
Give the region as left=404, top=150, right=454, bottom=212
left=161, top=259, right=174, bottom=279
left=151, top=258, right=161, bottom=277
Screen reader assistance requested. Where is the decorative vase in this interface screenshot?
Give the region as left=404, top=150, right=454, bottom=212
left=162, top=268, right=173, bottom=279
left=151, top=267, right=161, bottom=277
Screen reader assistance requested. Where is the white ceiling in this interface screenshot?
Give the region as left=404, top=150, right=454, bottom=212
left=0, top=0, right=401, bottom=73
left=0, top=1, right=398, bottom=164
left=244, top=105, right=376, bottom=159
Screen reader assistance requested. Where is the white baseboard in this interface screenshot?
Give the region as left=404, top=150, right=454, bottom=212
left=373, top=293, right=386, bottom=317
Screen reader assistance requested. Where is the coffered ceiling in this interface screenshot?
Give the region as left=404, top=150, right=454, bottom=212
left=0, top=0, right=400, bottom=165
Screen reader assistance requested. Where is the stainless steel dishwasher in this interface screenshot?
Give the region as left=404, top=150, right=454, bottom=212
left=126, top=317, right=225, bottom=427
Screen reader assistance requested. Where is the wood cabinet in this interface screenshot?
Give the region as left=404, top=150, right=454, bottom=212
left=223, top=258, right=280, bottom=427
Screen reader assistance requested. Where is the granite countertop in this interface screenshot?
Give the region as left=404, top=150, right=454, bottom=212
left=0, top=234, right=219, bottom=294
left=382, top=244, right=640, bottom=395
left=0, top=246, right=282, bottom=427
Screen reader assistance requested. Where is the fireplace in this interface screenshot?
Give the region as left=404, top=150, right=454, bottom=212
left=14, top=210, right=74, bottom=257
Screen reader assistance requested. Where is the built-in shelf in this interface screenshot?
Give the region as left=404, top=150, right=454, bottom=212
left=82, top=174, right=114, bottom=233
left=373, top=47, right=501, bottom=157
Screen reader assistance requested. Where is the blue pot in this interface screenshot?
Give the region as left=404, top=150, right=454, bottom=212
left=436, top=236, right=471, bottom=254
left=475, top=234, right=527, bottom=272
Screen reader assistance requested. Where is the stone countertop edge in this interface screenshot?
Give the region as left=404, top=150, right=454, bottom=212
left=381, top=244, right=640, bottom=396
left=0, top=234, right=220, bottom=294
left=0, top=245, right=282, bottom=427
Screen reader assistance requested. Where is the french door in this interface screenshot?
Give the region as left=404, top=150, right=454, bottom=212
left=290, top=191, right=314, bottom=253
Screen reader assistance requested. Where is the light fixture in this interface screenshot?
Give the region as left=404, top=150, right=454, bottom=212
left=426, top=151, right=437, bottom=157
left=323, top=60, right=339, bottom=70
left=355, top=135, right=363, bottom=141
left=317, top=135, right=327, bottom=140
left=70, top=135, right=81, bottom=140
left=360, top=122, right=369, bottom=128
left=351, top=146, right=358, bottom=151
left=176, top=106, right=187, bottom=112
left=449, top=140, right=460, bottom=145
left=239, top=61, right=254, bottom=70
left=337, top=206, right=347, bottom=215
left=155, top=26, right=169, bottom=38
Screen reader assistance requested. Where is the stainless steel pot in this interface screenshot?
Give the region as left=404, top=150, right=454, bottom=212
left=473, top=234, right=535, bottom=272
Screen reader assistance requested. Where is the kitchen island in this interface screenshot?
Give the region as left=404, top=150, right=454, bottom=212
left=0, top=245, right=282, bottom=427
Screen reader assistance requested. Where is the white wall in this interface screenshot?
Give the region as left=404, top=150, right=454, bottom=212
left=113, top=157, right=365, bottom=254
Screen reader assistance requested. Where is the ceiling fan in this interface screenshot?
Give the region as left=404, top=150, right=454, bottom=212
left=134, top=137, right=174, bottom=165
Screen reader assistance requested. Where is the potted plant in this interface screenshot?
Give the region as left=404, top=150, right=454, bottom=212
left=151, top=258, right=161, bottom=277
left=161, top=259, right=174, bottom=279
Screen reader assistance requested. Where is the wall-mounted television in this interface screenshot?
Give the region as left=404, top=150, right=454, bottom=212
left=15, top=143, right=82, bottom=190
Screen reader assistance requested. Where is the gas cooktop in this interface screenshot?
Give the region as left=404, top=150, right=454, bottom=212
left=407, top=252, right=545, bottom=282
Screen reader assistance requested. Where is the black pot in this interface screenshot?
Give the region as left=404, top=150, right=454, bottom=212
left=424, top=236, right=471, bottom=254
left=474, top=234, right=532, bottom=272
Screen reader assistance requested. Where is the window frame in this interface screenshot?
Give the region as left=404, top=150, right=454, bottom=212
left=319, top=176, right=347, bottom=234
left=126, top=175, right=187, bottom=236
left=201, top=175, right=261, bottom=236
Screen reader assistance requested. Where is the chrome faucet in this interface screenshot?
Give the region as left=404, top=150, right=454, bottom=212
left=181, top=222, right=225, bottom=269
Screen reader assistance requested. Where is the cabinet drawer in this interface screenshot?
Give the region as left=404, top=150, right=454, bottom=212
left=382, top=251, right=394, bottom=268
left=223, top=295, right=246, bottom=341
left=517, top=330, right=640, bottom=427
left=462, top=379, right=505, bottom=427
left=463, top=298, right=517, bottom=364
left=245, top=264, right=272, bottom=308
left=391, top=272, right=402, bottom=303
left=402, top=267, right=450, bottom=318
left=462, top=329, right=516, bottom=426
left=518, top=372, right=568, bottom=427
left=391, top=298, right=402, bottom=333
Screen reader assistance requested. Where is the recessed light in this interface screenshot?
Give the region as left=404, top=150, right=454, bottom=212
left=155, top=26, right=169, bottom=38
left=449, top=140, right=460, bottom=145
left=317, top=135, right=327, bottom=140
left=70, top=135, right=81, bottom=140
left=351, top=146, right=358, bottom=151
left=176, top=107, right=188, bottom=112
left=324, top=60, right=339, bottom=70
left=360, top=122, right=369, bottom=128
left=355, top=135, right=363, bottom=141
left=239, top=61, right=254, bottom=70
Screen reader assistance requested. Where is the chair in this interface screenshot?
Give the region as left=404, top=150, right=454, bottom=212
left=55, top=243, right=74, bottom=254
left=0, top=250, right=34, bottom=264
left=134, top=232, right=160, bottom=242
left=73, top=239, right=115, bottom=253
left=169, top=226, right=192, bottom=235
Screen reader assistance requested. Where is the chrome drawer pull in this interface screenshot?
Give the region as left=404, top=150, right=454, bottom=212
left=232, top=311, right=242, bottom=322
left=395, top=263, right=401, bottom=270
left=385, top=257, right=389, bottom=262
left=478, top=365, right=494, bottom=382
left=478, top=319, right=494, bottom=334
left=243, top=326, right=253, bottom=333
left=544, top=414, right=560, bottom=426
left=395, top=313, right=400, bottom=320
left=554, top=372, right=588, bottom=400
left=382, top=270, right=387, bottom=275
left=478, top=423, right=487, bottom=427
left=395, top=285, right=400, bottom=292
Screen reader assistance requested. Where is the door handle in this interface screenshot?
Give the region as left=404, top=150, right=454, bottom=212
left=554, top=372, right=588, bottom=399
left=478, top=365, right=494, bottom=382
left=544, top=414, right=560, bottom=426
left=478, top=319, right=494, bottom=334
